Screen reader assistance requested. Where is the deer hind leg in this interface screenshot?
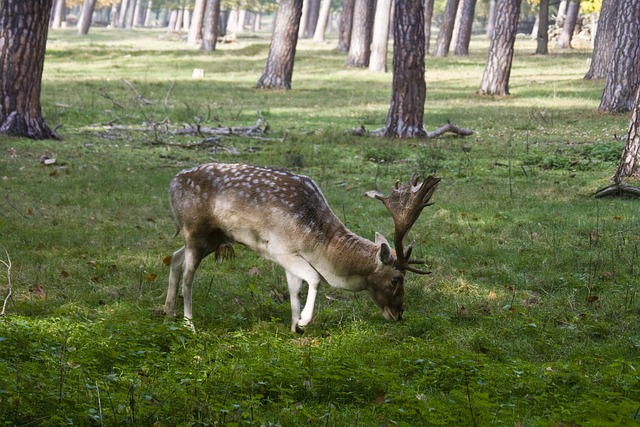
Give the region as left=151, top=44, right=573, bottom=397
left=181, top=245, right=203, bottom=328
left=164, top=246, right=185, bottom=317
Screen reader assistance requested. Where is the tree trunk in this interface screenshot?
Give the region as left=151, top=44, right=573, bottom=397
left=613, top=89, right=640, bottom=183
left=486, top=0, right=496, bottom=37
left=188, top=0, right=207, bottom=44
left=0, top=0, right=58, bottom=140
left=433, top=0, right=459, bottom=57
left=118, top=0, right=129, bottom=28
left=256, top=0, right=303, bottom=89
left=337, top=0, right=355, bottom=52
left=110, top=2, right=118, bottom=28
left=347, top=0, right=376, bottom=67
left=598, top=0, right=640, bottom=113
left=584, top=0, right=617, bottom=80
left=312, top=0, right=332, bottom=42
left=454, top=0, right=476, bottom=56
left=368, top=0, right=392, bottom=72
left=201, top=0, right=221, bottom=51
left=384, top=0, right=426, bottom=138
left=52, top=0, right=66, bottom=28
left=125, top=0, right=137, bottom=28
left=144, top=1, right=154, bottom=27
left=305, top=0, right=321, bottom=37
left=556, top=0, right=580, bottom=49
left=77, top=0, right=96, bottom=35
left=556, top=0, right=567, bottom=26
left=535, top=0, right=549, bottom=54
left=477, top=0, right=521, bottom=96
left=424, top=0, right=434, bottom=55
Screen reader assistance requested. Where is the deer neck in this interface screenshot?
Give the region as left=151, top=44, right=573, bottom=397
left=301, top=223, right=377, bottom=291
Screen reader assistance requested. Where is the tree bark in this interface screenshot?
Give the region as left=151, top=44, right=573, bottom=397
left=598, top=0, right=640, bottom=113
left=305, top=0, right=321, bottom=37
left=556, top=0, right=580, bottom=49
left=347, top=0, right=376, bottom=67
left=384, top=0, right=426, bottom=138
left=584, top=0, right=618, bottom=80
left=477, top=0, right=521, bottom=96
left=613, top=89, right=640, bottom=183
left=337, top=0, right=355, bottom=52
left=78, top=0, right=96, bottom=35
left=433, top=0, right=459, bottom=57
left=535, top=0, right=549, bottom=54
left=424, top=0, right=434, bottom=54
left=256, top=0, right=303, bottom=89
left=201, top=0, right=221, bottom=51
left=125, top=0, right=137, bottom=29
left=188, top=0, right=207, bottom=44
left=368, top=0, right=392, bottom=72
left=0, top=0, right=59, bottom=140
left=454, top=0, right=476, bottom=56
left=486, top=0, right=496, bottom=37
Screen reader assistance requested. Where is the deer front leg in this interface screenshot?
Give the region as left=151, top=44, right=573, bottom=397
left=180, top=246, right=201, bottom=331
left=286, top=271, right=303, bottom=333
left=164, top=246, right=185, bottom=317
left=283, top=257, right=322, bottom=333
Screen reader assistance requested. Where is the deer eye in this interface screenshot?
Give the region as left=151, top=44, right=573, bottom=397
left=391, top=277, right=402, bottom=288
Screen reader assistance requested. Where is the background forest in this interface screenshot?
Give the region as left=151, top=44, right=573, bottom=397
left=1, top=1, right=640, bottom=426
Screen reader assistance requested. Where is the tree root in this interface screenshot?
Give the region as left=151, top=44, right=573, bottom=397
left=356, top=120, right=474, bottom=138
left=594, top=183, right=640, bottom=198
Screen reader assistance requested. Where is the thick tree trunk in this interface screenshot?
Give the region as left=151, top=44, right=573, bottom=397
left=305, top=0, right=321, bottom=37
left=144, top=1, right=154, bottom=27
left=188, top=0, right=207, bottom=44
left=201, top=0, right=221, bottom=51
left=337, top=0, right=355, bottom=52
left=486, top=0, right=496, bottom=37
left=454, top=0, right=476, bottom=56
left=78, top=0, right=96, bottom=35
left=613, top=89, right=640, bottom=183
left=535, top=0, right=549, bottom=55
left=556, top=0, right=567, bottom=26
left=598, top=0, right=640, bottom=113
left=424, top=0, right=434, bottom=54
left=0, top=0, right=58, bottom=140
left=313, top=0, right=333, bottom=42
left=256, top=0, right=303, bottom=89
left=556, top=0, right=580, bottom=49
left=433, top=0, right=459, bottom=57
left=118, top=0, right=129, bottom=28
left=584, top=0, right=617, bottom=80
left=384, top=0, right=426, bottom=138
left=368, top=0, right=392, bottom=72
left=477, top=0, right=521, bottom=96
left=347, top=0, right=376, bottom=67
left=125, top=0, right=137, bottom=29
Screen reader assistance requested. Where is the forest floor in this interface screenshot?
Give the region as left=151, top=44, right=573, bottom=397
left=0, top=29, right=638, bottom=426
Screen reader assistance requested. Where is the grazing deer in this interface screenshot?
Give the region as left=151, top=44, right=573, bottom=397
left=164, top=163, right=440, bottom=332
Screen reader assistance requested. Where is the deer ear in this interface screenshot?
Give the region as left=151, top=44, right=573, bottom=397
left=375, top=232, right=394, bottom=265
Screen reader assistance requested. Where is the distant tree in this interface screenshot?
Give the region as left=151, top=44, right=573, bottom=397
left=454, top=0, right=476, bottom=56
left=256, top=0, right=303, bottom=89
left=598, top=0, right=640, bottom=113
left=0, top=0, right=58, bottom=140
left=78, top=0, right=97, bottom=35
left=201, top=0, right=221, bottom=51
left=424, top=0, right=434, bottom=54
left=433, top=0, right=459, bottom=57
left=584, top=0, right=617, bottom=80
left=337, top=0, right=355, bottom=52
left=478, top=0, right=521, bottom=96
left=535, top=0, right=549, bottom=54
left=312, top=0, right=333, bottom=42
left=347, top=0, right=375, bottom=67
left=188, top=0, right=207, bottom=44
left=52, top=0, right=67, bottom=28
left=368, top=0, right=392, bottom=72
left=384, top=0, right=426, bottom=137
left=556, top=0, right=580, bottom=49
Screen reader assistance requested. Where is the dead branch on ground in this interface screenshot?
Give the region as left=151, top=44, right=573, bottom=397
left=357, top=121, right=474, bottom=138
left=1, top=247, right=12, bottom=316
left=122, top=79, right=153, bottom=105
left=594, top=183, right=640, bottom=198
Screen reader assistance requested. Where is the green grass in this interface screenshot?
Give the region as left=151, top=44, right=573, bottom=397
left=0, top=29, right=639, bottom=426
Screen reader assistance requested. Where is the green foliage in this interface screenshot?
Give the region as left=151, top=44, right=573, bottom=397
left=0, top=29, right=639, bottom=426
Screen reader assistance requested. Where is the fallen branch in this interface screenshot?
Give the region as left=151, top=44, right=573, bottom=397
left=594, top=183, right=640, bottom=198
left=122, top=79, right=153, bottom=105
left=101, top=91, right=124, bottom=109
left=358, top=121, right=474, bottom=138
left=1, top=247, right=12, bottom=316
left=164, top=81, right=176, bottom=107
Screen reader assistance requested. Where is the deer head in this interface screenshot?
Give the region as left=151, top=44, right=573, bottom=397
left=366, top=174, right=441, bottom=274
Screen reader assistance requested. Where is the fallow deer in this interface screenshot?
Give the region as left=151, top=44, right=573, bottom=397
left=164, top=163, right=440, bottom=332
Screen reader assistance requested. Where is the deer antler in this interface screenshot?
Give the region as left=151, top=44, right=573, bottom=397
left=367, top=175, right=441, bottom=274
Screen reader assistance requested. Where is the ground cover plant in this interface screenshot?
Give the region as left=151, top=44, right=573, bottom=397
left=0, top=29, right=639, bottom=426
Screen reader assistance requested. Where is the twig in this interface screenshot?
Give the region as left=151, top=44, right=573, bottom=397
left=164, top=81, right=176, bottom=107
left=96, top=381, right=104, bottom=427
left=1, top=246, right=12, bottom=316
left=101, top=91, right=124, bottom=109
left=122, top=79, right=153, bottom=105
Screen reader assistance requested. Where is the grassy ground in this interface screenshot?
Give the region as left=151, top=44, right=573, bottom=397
left=0, top=28, right=638, bottom=426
